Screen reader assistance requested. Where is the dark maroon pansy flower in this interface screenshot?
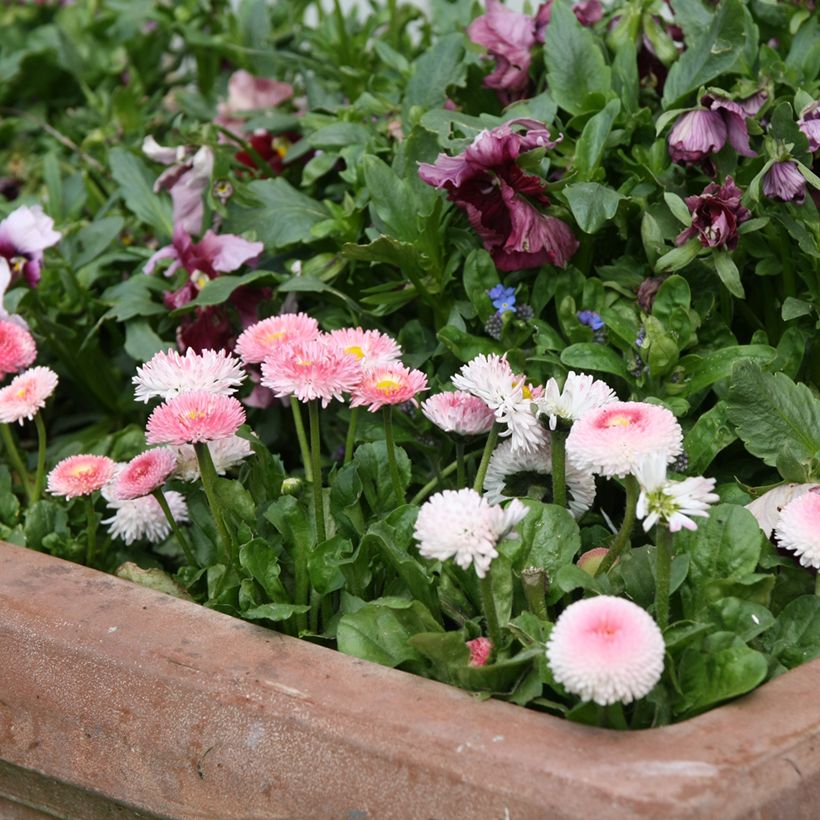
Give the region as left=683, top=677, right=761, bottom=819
left=675, top=176, right=751, bottom=251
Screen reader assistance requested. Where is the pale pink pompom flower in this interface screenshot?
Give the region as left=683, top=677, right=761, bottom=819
left=47, top=454, right=117, bottom=499
left=421, top=391, right=495, bottom=436
left=746, top=483, right=819, bottom=537
left=467, top=637, right=493, bottom=667
left=236, top=313, right=320, bottom=365
left=546, top=596, right=665, bottom=705
left=0, top=366, right=58, bottom=424
left=0, top=319, right=37, bottom=379
left=774, top=490, right=820, bottom=570
left=109, top=448, right=178, bottom=500
left=146, top=391, right=246, bottom=446
left=326, top=327, right=403, bottom=369
left=566, top=401, right=683, bottom=478
left=260, top=337, right=361, bottom=407
left=350, top=363, right=428, bottom=412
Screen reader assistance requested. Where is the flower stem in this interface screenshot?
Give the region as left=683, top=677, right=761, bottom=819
left=520, top=566, right=549, bottom=620
left=85, top=496, right=97, bottom=566
left=409, top=451, right=481, bottom=506
left=550, top=429, right=567, bottom=509
left=343, top=406, right=360, bottom=465
left=382, top=405, right=404, bottom=506
left=595, top=474, right=640, bottom=576
left=473, top=422, right=500, bottom=494
left=455, top=440, right=466, bottom=488
left=33, top=413, right=48, bottom=503
left=290, top=398, right=313, bottom=483
left=308, top=400, right=326, bottom=544
left=655, top=523, right=673, bottom=630
left=0, top=423, right=32, bottom=503
left=815, top=574, right=820, bottom=598
left=479, top=573, right=502, bottom=649
left=194, top=442, right=233, bottom=564
left=152, top=488, right=197, bottom=567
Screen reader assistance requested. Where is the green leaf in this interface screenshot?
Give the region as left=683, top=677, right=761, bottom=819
left=575, top=100, right=621, bottom=179
left=515, top=500, right=581, bottom=578
left=353, top=441, right=412, bottom=515
left=564, top=182, right=626, bottom=234
left=655, top=239, right=699, bottom=273
left=308, top=535, right=349, bottom=595
left=361, top=155, right=423, bottom=243
left=663, top=192, right=692, bottom=226
left=683, top=401, right=736, bottom=474
left=544, top=1, right=612, bottom=115
left=560, top=343, right=628, bottom=379
left=684, top=344, right=777, bottom=394
left=101, top=275, right=167, bottom=322
left=239, top=538, right=288, bottom=601
left=708, top=597, right=774, bottom=642
left=185, top=270, right=273, bottom=308
left=437, top=325, right=502, bottom=361
left=342, top=235, right=426, bottom=277
left=230, top=178, right=329, bottom=249
left=762, top=596, right=820, bottom=669
left=243, top=603, right=311, bottom=622
left=612, top=38, right=639, bottom=115
left=124, top=320, right=172, bottom=363
left=782, top=297, right=813, bottom=321
left=24, top=500, right=68, bottom=550
left=713, top=250, right=744, bottom=298
left=68, top=217, right=125, bottom=268
left=109, top=147, right=173, bottom=236
left=463, top=249, right=499, bottom=321
left=727, top=361, right=820, bottom=470
left=403, top=33, right=467, bottom=119
left=662, top=0, right=747, bottom=106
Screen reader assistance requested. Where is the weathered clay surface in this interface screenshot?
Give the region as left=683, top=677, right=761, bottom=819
left=0, top=542, right=818, bottom=819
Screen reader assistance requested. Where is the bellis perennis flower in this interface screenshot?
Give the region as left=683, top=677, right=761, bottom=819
left=103, top=491, right=189, bottom=545
left=0, top=318, right=37, bottom=379
left=146, top=391, right=246, bottom=446
left=774, top=489, right=820, bottom=570
left=421, top=391, right=495, bottom=436
left=327, top=327, right=403, bottom=368
left=546, top=596, right=665, bottom=706
left=109, top=448, right=178, bottom=501
left=236, top=313, right=320, bottom=365
left=0, top=366, right=58, bottom=424
left=47, top=454, right=117, bottom=499
left=535, top=371, right=617, bottom=431
left=350, top=364, right=428, bottom=412
left=414, top=488, right=528, bottom=578
left=634, top=452, right=719, bottom=532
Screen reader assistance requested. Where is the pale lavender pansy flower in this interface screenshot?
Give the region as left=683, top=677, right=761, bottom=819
left=0, top=205, right=61, bottom=287
left=797, top=100, right=820, bottom=153
left=763, top=161, right=806, bottom=204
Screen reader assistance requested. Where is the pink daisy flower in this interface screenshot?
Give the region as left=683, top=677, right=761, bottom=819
left=109, top=448, right=178, bottom=500
left=0, top=318, right=37, bottom=379
left=546, top=596, right=665, bottom=705
left=145, top=391, right=246, bottom=445
left=236, top=313, right=320, bottom=365
left=745, top=483, right=819, bottom=537
left=566, top=401, right=683, bottom=478
left=326, top=327, right=402, bottom=369
left=421, top=390, right=495, bottom=436
left=774, top=489, right=820, bottom=570
left=260, top=338, right=361, bottom=407
left=47, top=454, right=117, bottom=499
left=466, top=636, right=493, bottom=667
left=0, top=366, right=58, bottom=424
left=350, top=363, right=428, bottom=412
left=133, top=348, right=246, bottom=403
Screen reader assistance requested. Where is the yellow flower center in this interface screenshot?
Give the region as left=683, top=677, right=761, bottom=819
left=296, top=357, right=313, bottom=367
left=272, top=136, right=291, bottom=158
left=264, top=331, right=285, bottom=343
left=522, top=385, right=533, bottom=400
left=344, top=345, right=365, bottom=360
left=376, top=376, right=402, bottom=394
left=184, top=410, right=208, bottom=422
left=10, top=256, right=26, bottom=275
left=15, top=387, right=29, bottom=399
left=70, top=464, right=95, bottom=477
left=605, top=414, right=633, bottom=428
left=191, top=271, right=209, bottom=291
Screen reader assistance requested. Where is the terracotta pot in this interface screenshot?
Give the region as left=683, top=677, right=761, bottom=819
left=0, top=542, right=818, bottom=819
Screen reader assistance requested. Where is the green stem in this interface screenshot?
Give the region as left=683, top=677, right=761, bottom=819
left=152, top=488, right=197, bottom=567
left=0, top=423, right=32, bottom=503
left=300, top=400, right=326, bottom=636
left=655, top=523, right=673, bottom=630
left=290, top=399, right=313, bottom=483
left=455, top=440, right=466, bottom=489
left=520, top=567, right=549, bottom=620
left=550, top=429, right=568, bottom=509
left=815, top=574, right=820, bottom=597
left=595, top=474, right=640, bottom=576
left=409, top=451, right=481, bottom=506
left=383, top=405, right=404, bottom=506
left=194, top=442, right=233, bottom=564
left=308, top=400, right=326, bottom=544
left=479, top=573, right=502, bottom=649
left=33, top=414, right=47, bottom=503
left=85, top=496, right=97, bottom=566
left=343, top=406, right=360, bottom=465
left=473, top=423, right=500, bottom=494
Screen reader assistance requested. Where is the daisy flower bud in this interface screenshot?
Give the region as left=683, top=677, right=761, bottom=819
left=0, top=366, right=58, bottom=424
left=47, top=454, right=117, bottom=499
left=466, top=637, right=493, bottom=667
left=774, top=489, right=820, bottom=570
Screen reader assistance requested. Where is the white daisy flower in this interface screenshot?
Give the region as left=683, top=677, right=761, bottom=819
left=102, top=491, right=189, bottom=545
left=173, top=435, right=253, bottom=481
left=535, top=371, right=617, bottom=430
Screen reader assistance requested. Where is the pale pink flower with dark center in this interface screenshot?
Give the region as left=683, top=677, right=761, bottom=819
left=260, top=337, right=361, bottom=407
left=133, top=348, right=246, bottom=403
left=467, top=637, right=493, bottom=667
left=0, top=205, right=62, bottom=287
left=421, top=391, right=495, bottom=436
left=47, top=454, right=117, bottom=499
left=103, top=491, right=189, bottom=545
left=0, top=318, right=37, bottom=378
left=146, top=391, right=246, bottom=445
left=326, top=327, right=402, bottom=369
left=775, top=489, right=820, bottom=570
left=0, top=366, right=58, bottom=424
left=109, top=448, right=178, bottom=500
left=173, top=435, right=253, bottom=481
left=566, top=401, right=683, bottom=477
left=350, top=364, right=428, bottom=412
left=236, top=313, right=321, bottom=365
left=546, top=596, right=665, bottom=705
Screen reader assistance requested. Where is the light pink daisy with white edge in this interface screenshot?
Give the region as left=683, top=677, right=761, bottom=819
left=47, top=454, right=117, bottom=499
left=146, top=391, right=246, bottom=445
left=634, top=451, right=719, bottom=533
left=746, top=483, right=819, bottom=537
left=133, top=348, right=245, bottom=403
left=174, top=435, right=253, bottom=481
left=546, top=596, right=665, bottom=705
left=414, top=488, right=528, bottom=578
left=421, top=391, right=495, bottom=436
left=261, top=337, right=361, bottom=407
left=236, top=313, right=320, bottom=365
left=109, top=448, right=178, bottom=500
left=535, top=371, right=617, bottom=430
left=0, top=366, right=58, bottom=424
left=774, top=489, right=820, bottom=569
left=566, top=401, right=683, bottom=478
left=327, top=327, right=403, bottom=369
left=103, top=491, right=189, bottom=545
left=350, top=363, right=428, bottom=412
left=0, top=319, right=37, bottom=379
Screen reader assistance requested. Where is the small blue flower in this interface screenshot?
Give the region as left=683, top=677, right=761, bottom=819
left=636, top=328, right=646, bottom=348
left=577, top=310, right=604, bottom=331
left=488, top=285, right=516, bottom=314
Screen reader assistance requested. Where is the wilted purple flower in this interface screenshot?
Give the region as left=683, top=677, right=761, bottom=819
left=667, top=95, right=756, bottom=165
left=798, top=100, right=820, bottom=153
left=636, top=275, right=666, bottom=312
left=737, top=90, right=768, bottom=117
left=418, top=120, right=579, bottom=271
left=0, top=205, right=61, bottom=288
left=143, top=138, right=214, bottom=235
left=675, top=177, right=751, bottom=251
left=763, top=161, right=806, bottom=204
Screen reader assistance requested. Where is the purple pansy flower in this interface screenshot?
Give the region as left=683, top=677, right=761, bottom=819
left=798, top=100, right=820, bottom=153
left=0, top=205, right=61, bottom=288
left=763, top=161, right=806, bottom=204
left=418, top=120, right=579, bottom=271
left=675, top=177, right=751, bottom=251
